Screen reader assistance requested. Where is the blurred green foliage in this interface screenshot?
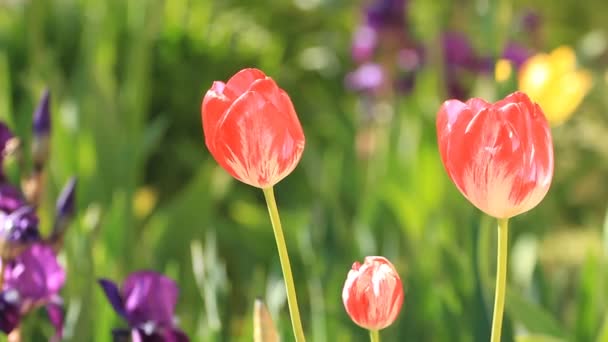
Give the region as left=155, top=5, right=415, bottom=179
left=1, top=0, right=608, bottom=341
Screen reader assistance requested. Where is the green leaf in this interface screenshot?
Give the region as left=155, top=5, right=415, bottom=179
left=506, top=289, right=567, bottom=339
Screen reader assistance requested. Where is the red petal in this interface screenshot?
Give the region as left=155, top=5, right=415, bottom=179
left=224, top=68, right=267, bottom=99
left=202, top=81, right=232, bottom=149
left=210, top=90, right=304, bottom=188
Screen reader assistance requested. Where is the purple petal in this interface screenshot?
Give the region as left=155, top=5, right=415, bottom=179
left=521, top=9, right=541, bottom=33
left=345, top=63, right=385, bottom=93
left=52, top=177, right=77, bottom=240
left=1, top=205, right=41, bottom=244
left=0, top=291, right=20, bottom=333
left=132, top=328, right=189, bottom=342
left=365, top=0, right=408, bottom=30
left=0, top=184, right=26, bottom=213
left=33, top=89, right=51, bottom=137
left=4, top=244, right=65, bottom=301
left=98, top=279, right=127, bottom=319
left=46, top=300, right=64, bottom=342
left=112, top=328, right=131, bottom=342
left=442, top=31, right=478, bottom=70
left=501, top=41, right=532, bottom=68
left=122, top=271, right=178, bottom=327
left=351, top=25, right=378, bottom=62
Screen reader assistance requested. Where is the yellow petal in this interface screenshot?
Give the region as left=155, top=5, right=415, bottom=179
left=518, top=46, right=592, bottom=126
left=549, top=45, right=577, bottom=73
left=495, top=59, right=513, bottom=83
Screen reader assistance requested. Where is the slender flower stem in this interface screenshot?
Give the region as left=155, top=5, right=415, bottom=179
left=0, top=258, right=5, bottom=290
left=369, top=329, right=380, bottom=342
left=262, top=187, right=306, bottom=341
left=490, top=218, right=509, bottom=342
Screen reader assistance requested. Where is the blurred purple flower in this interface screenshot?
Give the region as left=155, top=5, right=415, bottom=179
left=32, top=90, right=51, bottom=169
left=352, top=25, right=378, bottom=62
left=4, top=244, right=65, bottom=303
left=0, top=206, right=40, bottom=246
left=51, top=177, right=76, bottom=242
left=442, top=32, right=479, bottom=70
left=365, top=0, right=408, bottom=30
left=397, top=47, right=423, bottom=72
left=33, top=89, right=50, bottom=138
left=0, top=243, right=65, bottom=337
left=0, top=184, right=40, bottom=259
left=99, top=271, right=189, bottom=342
left=521, top=9, right=541, bottom=33
left=501, top=41, right=532, bottom=68
left=345, top=63, right=385, bottom=93
left=0, top=185, right=26, bottom=213
left=0, top=291, right=20, bottom=333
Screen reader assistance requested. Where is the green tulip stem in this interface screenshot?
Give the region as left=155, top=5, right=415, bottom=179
left=490, top=217, right=510, bottom=342
left=262, top=187, right=306, bottom=341
left=369, top=329, right=380, bottom=342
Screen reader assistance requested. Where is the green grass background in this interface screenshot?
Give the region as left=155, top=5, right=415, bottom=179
left=1, top=0, right=608, bottom=341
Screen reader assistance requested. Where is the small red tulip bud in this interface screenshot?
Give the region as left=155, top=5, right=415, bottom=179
left=342, top=256, right=404, bottom=331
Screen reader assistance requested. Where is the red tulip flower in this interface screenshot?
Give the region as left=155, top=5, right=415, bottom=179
left=342, top=256, right=404, bottom=331
left=436, top=91, right=553, bottom=219
left=201, top=68, right=305, bottom=188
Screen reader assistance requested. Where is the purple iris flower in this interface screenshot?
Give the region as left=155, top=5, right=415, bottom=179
left=501, top=41, right=532, bottom=68
left=0, top=185, right=40, bottom=259
left=521, top=9, right=541, bottom=33
left=351, top=25, right=379, bottom=62
left=0, top=243, right=65, bottom=338
left=442, top=31, right=479, bottom=71
left=365, top=0, right=408, bottom=30
left=0, top=185, right=26, bottom=213
left=345, top=62, right=385, bottom=93
left=99, top=271, right=189, bottom=342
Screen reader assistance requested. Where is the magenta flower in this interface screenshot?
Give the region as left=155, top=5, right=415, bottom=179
left=0, top=185, right=41, bottom=259
left=0, top=243, right=65, bottom=338
left=99, top=271, right=189, bottom=342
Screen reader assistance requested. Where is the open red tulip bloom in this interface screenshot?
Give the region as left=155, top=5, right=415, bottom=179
left=201, top=68, right=305, bottom=188
left=342, top=256, right=404, bottom=331
left=437, top=91, right=554, bottom=218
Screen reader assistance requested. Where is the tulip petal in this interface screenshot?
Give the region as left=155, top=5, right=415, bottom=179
left=202, top=81, right=232, bottom=149
left=342, top=256, right=403, bottom=331
left=223, top=68, right=267, bottom=99
left=213, top=90, right=304, bottom=188
left=436, top=91, right=553, bottom=218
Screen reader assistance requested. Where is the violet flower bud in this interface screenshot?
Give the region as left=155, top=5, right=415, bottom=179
left=51, top=177, right=76, bottom=242
left=32, top=89, right=51, bottom=169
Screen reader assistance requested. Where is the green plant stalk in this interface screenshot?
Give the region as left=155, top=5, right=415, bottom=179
left=369, top=329, right=380, bottom=342
left=490, top=218, right=509, bottom=342
left=262, top=187, right=306, bottom=341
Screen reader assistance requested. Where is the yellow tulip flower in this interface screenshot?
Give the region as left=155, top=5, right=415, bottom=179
left=518, top=46, right=592, bottom=126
